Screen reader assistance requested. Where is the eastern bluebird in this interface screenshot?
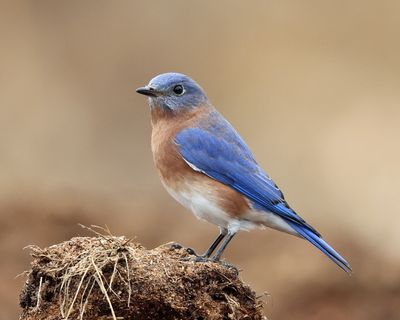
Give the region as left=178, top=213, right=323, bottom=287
left=136, top=73, right=351, bottom=273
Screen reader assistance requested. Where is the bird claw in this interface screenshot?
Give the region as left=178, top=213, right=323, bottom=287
left=186, top=247, right=198, bottom=256
left=170, top=244, right=204, bottom=262
left=179, top=248, right=212, bottom=263
left=193, top=255, right=210, bottom=262
left=169, top=242, right=184, bottom=250
left=179, top=247, right=238, bottom=273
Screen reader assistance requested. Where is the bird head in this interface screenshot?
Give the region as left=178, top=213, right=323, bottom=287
left=136, top=73, right=208, bottom=111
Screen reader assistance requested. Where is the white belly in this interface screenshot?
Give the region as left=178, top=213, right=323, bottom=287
left=163, top=181, right=297, bottom=235
left=164, top=184, right=233, bottom=228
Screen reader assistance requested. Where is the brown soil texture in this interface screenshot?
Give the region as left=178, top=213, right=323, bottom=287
left=19, top=235, right=265, bottom=320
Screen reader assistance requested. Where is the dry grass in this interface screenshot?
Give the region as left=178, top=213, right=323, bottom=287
left=19, top=226, right=265, bottom=320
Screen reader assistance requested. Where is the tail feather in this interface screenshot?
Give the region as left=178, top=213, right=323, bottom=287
left=288, top=222, right=352, bottom=273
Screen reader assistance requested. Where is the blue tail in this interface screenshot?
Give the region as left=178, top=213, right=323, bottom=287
left=287, top=222, right=352, bottom=273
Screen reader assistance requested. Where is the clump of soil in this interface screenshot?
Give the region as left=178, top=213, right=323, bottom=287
left=20, top=229, right=265, bottom=320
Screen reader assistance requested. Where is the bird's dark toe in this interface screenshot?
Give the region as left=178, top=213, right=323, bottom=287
left=169, top=242, right=184, bottom=250
left=186, top=247, right=198, bottom=256
left=193, top=255, right=210, bottom=263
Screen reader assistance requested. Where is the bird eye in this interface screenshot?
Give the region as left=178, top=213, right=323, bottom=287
left=173, top=85, right=184, bottom=95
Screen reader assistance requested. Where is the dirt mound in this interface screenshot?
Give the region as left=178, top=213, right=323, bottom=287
left=19, top=230, right=265, bottom=320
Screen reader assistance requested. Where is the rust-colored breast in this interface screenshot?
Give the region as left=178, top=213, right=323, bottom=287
left=150, top=106, right=205, bottom=184
left=150, top=105, right=250, bottom=218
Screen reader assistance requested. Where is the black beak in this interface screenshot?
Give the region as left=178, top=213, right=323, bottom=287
left=136, top=86, right=158, bottom=97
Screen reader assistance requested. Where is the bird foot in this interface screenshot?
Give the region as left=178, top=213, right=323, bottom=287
left=179, top=248, right=239, bottom=273
left=193, top=255, right=210, bottom=262
left=185, top=247, right=198, bottom=256
left=186, top=248, right=211, bottom=262
left=168, top=242, right=184, bottom=250
left=178, top=247, right=211, bottom=262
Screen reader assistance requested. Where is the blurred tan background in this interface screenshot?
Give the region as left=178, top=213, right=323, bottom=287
left=1, top=1, right=400, bottom=319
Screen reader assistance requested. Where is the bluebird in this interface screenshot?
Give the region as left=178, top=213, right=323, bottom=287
left=136, top=72, right=351, bottom=273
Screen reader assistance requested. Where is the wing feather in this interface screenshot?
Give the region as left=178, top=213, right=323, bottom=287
left=175, top=120, right=320, bottom=236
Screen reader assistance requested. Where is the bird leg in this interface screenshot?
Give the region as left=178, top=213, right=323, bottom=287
left=185, top=228, right=227, bottom=261
left=210, top=231, right=236, bottom=261
left=201, top=228, right=228, bottom=258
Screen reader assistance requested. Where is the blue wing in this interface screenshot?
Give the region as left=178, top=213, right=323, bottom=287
left=175, top=113, right=317, bottom=234
left=175, top=112, right=351, bottom=273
